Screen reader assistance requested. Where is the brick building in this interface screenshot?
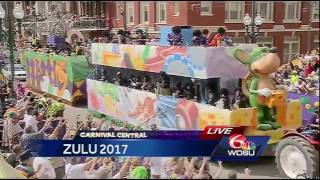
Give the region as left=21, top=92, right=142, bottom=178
left=104, top=1, right=319, bottom=62
left=18, top=1, right=319, bottom=62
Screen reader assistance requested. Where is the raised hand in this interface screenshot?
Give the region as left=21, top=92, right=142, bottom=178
left=244, top=168, right=251, bottom=175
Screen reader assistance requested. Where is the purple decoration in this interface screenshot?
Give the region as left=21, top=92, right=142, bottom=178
left=287, top=92, right=319, bottom=125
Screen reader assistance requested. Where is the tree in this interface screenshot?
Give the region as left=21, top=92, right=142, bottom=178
left=23, top=1, right=72, bottom=37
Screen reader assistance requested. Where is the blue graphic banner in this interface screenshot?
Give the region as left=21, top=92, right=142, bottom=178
left=30, top=139, right=217, bottom=157
left=30, top=133, right=270, bottom=161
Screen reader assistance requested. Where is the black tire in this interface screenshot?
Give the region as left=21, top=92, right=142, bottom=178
left=275, top=136, right=319, bottom=179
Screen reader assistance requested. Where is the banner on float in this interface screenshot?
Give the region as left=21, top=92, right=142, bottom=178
left=30, top=127, right=270, bottom=161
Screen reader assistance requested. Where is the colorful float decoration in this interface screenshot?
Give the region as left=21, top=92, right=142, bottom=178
left=20, top=50, right=92, bottom=104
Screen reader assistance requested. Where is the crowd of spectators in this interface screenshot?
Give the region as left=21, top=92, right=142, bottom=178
left=0, top=90, right=255, bottom=179
left=15, top=35, right=91, bottom=57
left=274, top=49, right=319, bottom=96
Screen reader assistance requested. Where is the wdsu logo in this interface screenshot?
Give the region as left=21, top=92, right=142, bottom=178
left=210, top=135, right=269, bottom=161
left=227, top=134, right=256, bottom=157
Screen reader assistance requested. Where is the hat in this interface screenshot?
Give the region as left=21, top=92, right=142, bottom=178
left=8, top=112, right=16, bottom=118
left=17, top=149, right=33, bottom=162
left=130, top=166, right=149, bottom=179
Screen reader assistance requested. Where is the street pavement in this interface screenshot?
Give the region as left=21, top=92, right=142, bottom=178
left=63, top=104, right=284, bottom=179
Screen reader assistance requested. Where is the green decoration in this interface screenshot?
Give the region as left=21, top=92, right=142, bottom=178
left=142, top=45, right=151, bottom=63
left=299, top=97, right=310, bottom=105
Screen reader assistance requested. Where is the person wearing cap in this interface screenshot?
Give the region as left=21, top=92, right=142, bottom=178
left=15, top=149, right=56, bottom=179
left=5, top=144, right=23, bottom=168
left=15, top=149, right=37, bottom=178
left=129, top=166, right=149, bottom=179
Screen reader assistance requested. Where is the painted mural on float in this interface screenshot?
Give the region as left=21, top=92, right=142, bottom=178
left=90, top=43, right=258, bottom=79
left=21, top=50, right=92, bottom=102
left=87, top=79, right=302, bottom=131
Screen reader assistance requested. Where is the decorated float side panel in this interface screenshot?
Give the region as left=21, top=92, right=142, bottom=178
left=21, top=51, right=91, bottom=102
left=87, top=79, right=255, bottom=130
left=288, top=92, right=319, bottom=125
left=91, top=43, right=257, bottom=79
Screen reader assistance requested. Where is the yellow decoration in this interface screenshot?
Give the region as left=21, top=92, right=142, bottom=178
left=291, top=58, right=302, bottom=68
left=284, top=101, right=302, bottom=129
left=314, top=101, right=319, bottom=107
left=305, top=104, right=311, bottom=110
left=198, top=106, right=255, bottom=129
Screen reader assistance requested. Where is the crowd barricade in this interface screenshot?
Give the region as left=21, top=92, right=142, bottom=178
left=20, top=50, right=92, bottom=104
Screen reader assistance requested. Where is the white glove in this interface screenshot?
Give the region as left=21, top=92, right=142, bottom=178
left=215, top=99, right=224, bottom=109
left=257, top=88, right=272, bottom=97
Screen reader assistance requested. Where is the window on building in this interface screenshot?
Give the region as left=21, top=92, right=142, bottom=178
left=256, top=37, right=273, bottom=48
left=284, top=36, right=300, bottom=62
left=140, top=2, right=149, bottom=23
left=225, top=1, right=245, bottom=22
left=173, top=1, right=180, bottom=16
left=116, top=1, right=121, bottom=19
left=312, top=1, right=319, bottom=20
left=157, top=2, right=166, bottom=23
left=126, top=2, right=134, bottom=24
left=232, top=37, right=246, bottom=44
left=200, top=1, right=212, bottom=15
left=256, top=2, right=273, bottom=21
left=285, top=1, right=300, bottom=21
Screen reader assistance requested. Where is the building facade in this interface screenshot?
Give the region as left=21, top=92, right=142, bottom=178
left=108, top=1, right=319, bottom=62
left=16, top=1, right=319, bottom=61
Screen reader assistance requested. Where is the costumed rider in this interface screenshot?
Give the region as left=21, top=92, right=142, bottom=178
left=167, top=26, right=184, bottom=46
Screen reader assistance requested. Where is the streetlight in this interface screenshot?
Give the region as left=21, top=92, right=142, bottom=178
left=0, top=4, right=6, bottom=43
left=0, top=2, right=25, bottom=100
left=243, top=13, right=264, bottom=43
left=13, top=3, right=24, bottom=39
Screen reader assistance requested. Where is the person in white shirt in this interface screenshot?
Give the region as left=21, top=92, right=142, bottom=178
left=65, top=157, right=96, bottom=179
left=23, top=107, right=38, bottom=132
left=33, top=157, right=56, bottom=179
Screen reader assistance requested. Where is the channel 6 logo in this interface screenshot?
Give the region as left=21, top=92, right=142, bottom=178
left=227, top=134, right=256, bottom=156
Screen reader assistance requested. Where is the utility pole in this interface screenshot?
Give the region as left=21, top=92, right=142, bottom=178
left=251, top=1, right=256, bottom=44
left=123, top=2, right=127, bottom=31
left=307, top=1, right=313, bottom=52
left=6, top=1, right=16, bottom=99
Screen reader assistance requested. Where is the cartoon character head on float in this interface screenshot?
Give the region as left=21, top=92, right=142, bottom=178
left=233, top=46, right=284, bottom=131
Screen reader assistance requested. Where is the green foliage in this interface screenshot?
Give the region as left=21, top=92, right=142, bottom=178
left=47, top=102, right=65, bottom=117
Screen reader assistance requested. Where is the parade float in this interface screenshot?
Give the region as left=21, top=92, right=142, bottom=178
left=20, top=50, right=92, bottom=104
left=87, top=42, right=319, bottom=178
